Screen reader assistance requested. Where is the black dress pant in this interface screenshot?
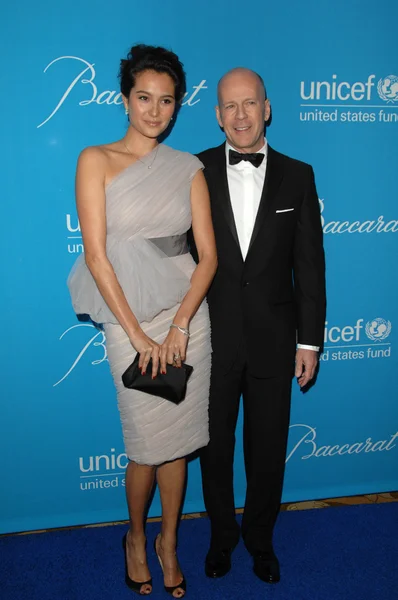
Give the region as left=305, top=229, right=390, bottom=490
left=200, top=346, right=293, bottom=555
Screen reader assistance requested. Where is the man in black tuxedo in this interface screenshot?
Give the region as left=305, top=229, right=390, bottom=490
left=193, top=68, right=326, bottom=584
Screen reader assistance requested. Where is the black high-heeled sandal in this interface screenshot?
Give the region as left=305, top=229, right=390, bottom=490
left=154, top=534, right=187, bottom=597
left=122, top=533, right=153, bottom=595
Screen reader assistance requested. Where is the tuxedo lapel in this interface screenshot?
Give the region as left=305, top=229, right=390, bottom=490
left=246, top=146, right=284, bottom=257
left=213, top=144, right=243, bottom=260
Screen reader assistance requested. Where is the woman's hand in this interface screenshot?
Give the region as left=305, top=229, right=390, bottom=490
left=160, top=326, right=189, bottom=373
left=129, top=330, right=160, bottom=378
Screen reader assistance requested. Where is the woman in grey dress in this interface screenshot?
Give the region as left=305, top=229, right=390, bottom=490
left=67, top=44, right=217, bottom=597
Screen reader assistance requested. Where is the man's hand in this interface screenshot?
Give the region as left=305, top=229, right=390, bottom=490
left=295, top=348, right=318, bottom=388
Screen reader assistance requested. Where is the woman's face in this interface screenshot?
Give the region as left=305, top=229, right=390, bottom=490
left=123, top=69, right=176, bottom=139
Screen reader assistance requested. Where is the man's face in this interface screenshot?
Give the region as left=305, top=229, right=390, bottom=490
left=216, top=70, right=270, bottom=153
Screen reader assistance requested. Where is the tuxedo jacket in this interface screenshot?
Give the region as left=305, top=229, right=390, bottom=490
left=190, top=143, right=326, bottom=378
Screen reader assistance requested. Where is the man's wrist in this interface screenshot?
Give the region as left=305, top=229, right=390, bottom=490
left=297, top=343, right=320, bottom=352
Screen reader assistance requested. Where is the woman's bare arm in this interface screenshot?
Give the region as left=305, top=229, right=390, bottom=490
left=160, top=169, right=217, bottom=369
left=76, top=147, right=160, bottom=374
left=174, top=169, right=217, bottom=325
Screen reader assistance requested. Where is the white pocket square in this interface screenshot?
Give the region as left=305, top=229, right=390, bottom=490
left=276, top=208, right=294, bottom=213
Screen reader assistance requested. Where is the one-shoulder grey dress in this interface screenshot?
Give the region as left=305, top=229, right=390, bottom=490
left=67, top=144, right=211, bottom=465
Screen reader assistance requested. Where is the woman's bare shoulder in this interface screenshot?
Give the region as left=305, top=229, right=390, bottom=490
left=78, top=144, right=105, bottom=167
left=79, top=142, right=116, bottom=160
left=77, top=142, right=124, bottom=170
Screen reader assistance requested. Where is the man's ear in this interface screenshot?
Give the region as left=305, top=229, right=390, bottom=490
left=264, top=99, right=271, bottom=123
left=215, top=105, right=223, bottom=128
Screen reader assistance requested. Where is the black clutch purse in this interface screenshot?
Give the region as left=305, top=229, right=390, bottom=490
left=122, top=353, right=194, bottom=404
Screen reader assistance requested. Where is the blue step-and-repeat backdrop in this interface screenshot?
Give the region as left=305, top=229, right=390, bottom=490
left=1, top=0, right=397, bottom=533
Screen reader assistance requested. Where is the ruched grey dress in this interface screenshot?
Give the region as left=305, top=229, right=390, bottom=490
left=67, top=144, right=211, bottom=465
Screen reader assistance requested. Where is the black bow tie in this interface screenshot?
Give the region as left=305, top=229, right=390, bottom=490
left=229, top=149, right=264, bottom=168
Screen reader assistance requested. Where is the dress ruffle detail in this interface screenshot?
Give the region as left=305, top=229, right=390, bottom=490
left=67, top=234, right=190, bottom=324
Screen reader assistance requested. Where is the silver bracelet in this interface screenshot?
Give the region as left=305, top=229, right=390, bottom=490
left=170, top=324, right=190, bottom=337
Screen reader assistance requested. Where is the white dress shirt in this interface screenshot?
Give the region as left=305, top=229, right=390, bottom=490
left=225, top=141, right=319, bottom=353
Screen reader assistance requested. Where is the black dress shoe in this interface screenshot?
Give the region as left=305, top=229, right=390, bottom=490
left=205, top=548, right=233, bottom=578
left=253, top=551, right=280, bottom=584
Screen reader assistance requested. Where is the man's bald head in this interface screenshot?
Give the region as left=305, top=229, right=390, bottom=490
left=217, top=68, right=267, bottom=105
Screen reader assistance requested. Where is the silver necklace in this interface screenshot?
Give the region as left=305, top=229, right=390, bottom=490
left=123, top=141, right=159, bottom=169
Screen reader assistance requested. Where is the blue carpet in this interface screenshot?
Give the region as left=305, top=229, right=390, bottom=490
left=1, top=503, right=397, bottom=600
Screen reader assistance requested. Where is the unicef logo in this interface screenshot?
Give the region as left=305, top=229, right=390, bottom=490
left=365, top=318, right=392, bottom=341
left=377, top=75, right=398, bottom=103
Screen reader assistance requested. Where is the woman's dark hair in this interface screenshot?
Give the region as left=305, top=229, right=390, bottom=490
left=119, top=44, right=186, bottom=102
